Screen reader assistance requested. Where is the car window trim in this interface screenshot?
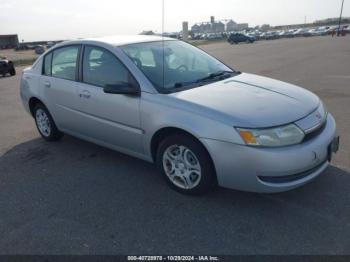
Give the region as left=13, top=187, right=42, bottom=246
left=41, top=44, right=82, bottom=82
left=79, top=44, right=141, bottom=92
left=42, top=52, right=53, bottom=76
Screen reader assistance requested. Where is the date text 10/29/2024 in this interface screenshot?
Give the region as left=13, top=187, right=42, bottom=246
left=127, top=256, right=219, bottom=261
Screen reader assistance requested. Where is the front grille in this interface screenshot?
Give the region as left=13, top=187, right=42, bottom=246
left=303, top=121, right=327, bottom=142
left=258, top=160, right=327, bottom=184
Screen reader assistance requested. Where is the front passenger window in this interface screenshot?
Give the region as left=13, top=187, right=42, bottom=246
left=83, top=46, right=130, bottom=87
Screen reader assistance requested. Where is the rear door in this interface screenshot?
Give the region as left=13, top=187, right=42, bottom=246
left=40, top=45, right=84, bottom=133
left=75, top=45, right=143, bottom=154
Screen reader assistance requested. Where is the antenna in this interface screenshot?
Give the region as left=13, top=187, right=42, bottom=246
left=162, top=0, right=165, bottom=89
left=337, top=0, right=345, bottom=36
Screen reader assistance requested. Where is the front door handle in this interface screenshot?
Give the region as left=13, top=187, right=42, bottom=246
left=44, top=81, right=51, bottom=88
left=79, top=90, right=91, bottom=99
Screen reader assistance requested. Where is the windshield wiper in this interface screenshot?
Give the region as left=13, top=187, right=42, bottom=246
left=196, top=70, right=235, bottom=83
left=171, top=70, right=238, bottom=91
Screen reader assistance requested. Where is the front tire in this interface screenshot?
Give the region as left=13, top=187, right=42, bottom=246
left=33, top=103, right=63, bottom=141
left=156, top=134, right=217, bottom=195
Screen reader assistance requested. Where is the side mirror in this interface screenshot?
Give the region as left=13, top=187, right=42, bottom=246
left=103, top=82, right=140, bottom=96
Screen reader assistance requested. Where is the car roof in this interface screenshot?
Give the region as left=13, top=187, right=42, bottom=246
left=66, top=35, right=176, bottom=47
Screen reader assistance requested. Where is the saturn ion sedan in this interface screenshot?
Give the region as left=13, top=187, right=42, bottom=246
left=20, top=35, right=339, bottom=194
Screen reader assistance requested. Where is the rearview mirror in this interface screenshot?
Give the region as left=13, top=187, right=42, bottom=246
left=103, top=82, right=140, bottom=96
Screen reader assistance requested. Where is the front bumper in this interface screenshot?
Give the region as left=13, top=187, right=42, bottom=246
left=201, top=113, right=338, bottom=193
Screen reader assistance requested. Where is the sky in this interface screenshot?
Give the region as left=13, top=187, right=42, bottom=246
left=0, top=0, right=349, bottom=41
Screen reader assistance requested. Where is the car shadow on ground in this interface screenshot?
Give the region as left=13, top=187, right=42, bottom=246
left=0, top=135, right=349, bottom=254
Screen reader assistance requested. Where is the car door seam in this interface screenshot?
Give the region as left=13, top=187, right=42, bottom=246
left=57, top=104, right=145, bottom=135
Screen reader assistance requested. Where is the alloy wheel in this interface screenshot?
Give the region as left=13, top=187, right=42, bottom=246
left=35, top=108, right=51, bottom=137
left=162, top=144, right=202, bottom=189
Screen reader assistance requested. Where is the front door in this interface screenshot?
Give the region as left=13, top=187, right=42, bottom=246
left=75, top=45, right=143, bottom=155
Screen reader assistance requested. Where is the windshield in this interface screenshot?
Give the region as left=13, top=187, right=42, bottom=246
left=120, top=40, right=236, bottom=93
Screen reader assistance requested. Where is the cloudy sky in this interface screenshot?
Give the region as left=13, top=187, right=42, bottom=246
left=0, top=0, right=349, bottom=41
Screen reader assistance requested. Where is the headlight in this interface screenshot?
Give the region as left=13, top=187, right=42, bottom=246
left=318, top=101, right=328, bottom=121
left=237, top=124, right=305, bottom=147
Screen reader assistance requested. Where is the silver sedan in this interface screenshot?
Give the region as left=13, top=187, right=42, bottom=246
left=20, top=35, right=339, bottom=194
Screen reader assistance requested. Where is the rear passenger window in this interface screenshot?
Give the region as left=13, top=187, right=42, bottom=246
left=51, top=46, right=79, bottom=81
left=82, top=46, right=129, bottom=87
left=43, top=53, right=52, bottom=76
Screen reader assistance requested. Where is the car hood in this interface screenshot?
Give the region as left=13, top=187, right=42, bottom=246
left=169, top=73, right=320, bottom=128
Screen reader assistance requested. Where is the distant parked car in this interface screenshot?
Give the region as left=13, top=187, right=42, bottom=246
left=285, top=30, right=296, bottom=38
left=264, top=32, right=279, bottom=40
left=293, top=29, right=304, bottom=37
left=278, top=31, right=287, bottom=37
left=246, top=32, right=260, bottom=40
left=192, top=34, right=201, bottom=40
left=26, top=45, right=36, bottom=50
left=46, top=41, right=56, bottom=49
left=228, top=33, right=255, bottom=44
left=293, top=28, right=312, bottom=37
left=206, top=33, right=223, bottom=40
left=0, top=58, right=16, bottom=77
left=34, top=45, right=45, bottom=55
left=309, top=28, right=328, bottom=36
left=301, top=30, right=312, bottom=37
left=15, top=44, right=29, bottom=51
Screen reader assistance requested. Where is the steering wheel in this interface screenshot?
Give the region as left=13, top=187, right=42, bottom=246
left=176, top=65, right=188, bottom=73
left=132, top=58, right=142, bottom=68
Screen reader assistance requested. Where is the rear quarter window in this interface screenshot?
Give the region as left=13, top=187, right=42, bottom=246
left=43, top=53, right=52, bottom=76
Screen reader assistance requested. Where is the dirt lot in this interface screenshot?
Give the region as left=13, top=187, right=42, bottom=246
left=0, top=36, right=349, bottom=255
left=0, top=49, right=39, bottom=62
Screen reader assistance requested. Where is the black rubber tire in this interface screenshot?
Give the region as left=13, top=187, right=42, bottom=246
left=33, top=103, right=63, bottom=141
left=156, top=134, right=217, bottom=195
left=9, top=67, right=16, bottom=76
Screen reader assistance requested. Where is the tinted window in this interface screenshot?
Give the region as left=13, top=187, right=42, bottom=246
left=43, top=52, right=52, bottom=76
left=52, top=46, right=79, bottom=81
left=83, top=46, right=129, bottom=87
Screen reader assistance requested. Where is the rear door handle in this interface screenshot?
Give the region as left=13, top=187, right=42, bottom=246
left=44, top=81, right=51, bottom=88
left=79, top=90, right=91, bottom=99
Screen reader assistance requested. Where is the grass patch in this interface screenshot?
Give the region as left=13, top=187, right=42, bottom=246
left=13, top=58, right=37, bottom=67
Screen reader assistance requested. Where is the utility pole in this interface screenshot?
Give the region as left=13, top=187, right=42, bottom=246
left=337, top=0, right=345, bottom=36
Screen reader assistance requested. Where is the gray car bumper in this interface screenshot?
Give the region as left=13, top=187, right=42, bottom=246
left=201, top=113, right=337, bottom=193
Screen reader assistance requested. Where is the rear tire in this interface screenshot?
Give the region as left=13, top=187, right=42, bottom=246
left=156, top=134, right=217, bottom=195
left=33, top=103, right=63, bottom=141
left=9, top=67, right=16, bottom=76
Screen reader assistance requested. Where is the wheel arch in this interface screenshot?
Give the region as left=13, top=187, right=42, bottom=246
left=150, top=127, right=216, bottom=169
left=28, top=97, right=45, bottom=117
left=150, top=126, right=218, bottom=188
